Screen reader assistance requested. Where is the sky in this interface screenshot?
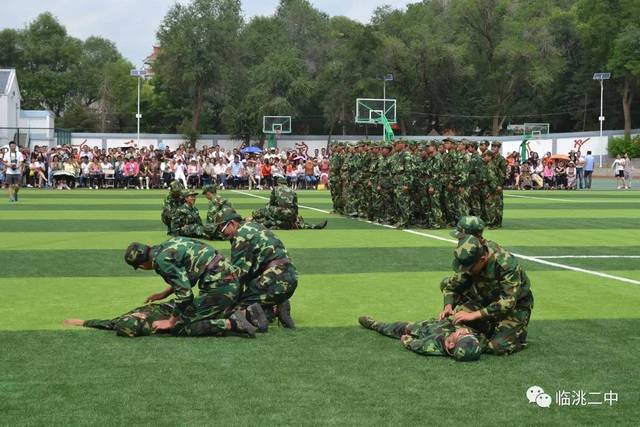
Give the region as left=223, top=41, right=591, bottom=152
left=2, top=0, right=415, bottom=66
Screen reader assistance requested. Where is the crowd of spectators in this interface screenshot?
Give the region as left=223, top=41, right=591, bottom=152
left=0, top=142, right=331, bottom=191
left=502, top=149, right=633, bottom=190
left=0, top=142, right=633, bottom=192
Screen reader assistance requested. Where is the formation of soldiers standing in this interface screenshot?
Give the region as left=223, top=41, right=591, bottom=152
left=329, top=139, right=507, bottom=228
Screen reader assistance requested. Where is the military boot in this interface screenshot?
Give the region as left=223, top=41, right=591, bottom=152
left=229, top=310, right=257, bottom=338
left=246, top=303, right=269, bottom=333
left=276, top=300, right=295, bottom=329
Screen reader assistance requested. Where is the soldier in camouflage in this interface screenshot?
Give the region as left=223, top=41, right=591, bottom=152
left=161, top=180, right=185, bottom=234
left=63, top=299, right=261, bottom=338
left=202, top=185, right=233, bottom=239
left=213, top=208, right=297, bottom=328
left=328, top=144, right=345, bottom=214
left=439, top=235, right=534, bottom=355
left=123, top=237, right=268, bottom=336
left=358, top=315, right=485, bottom=361
left=251, top=178, right=327, bottom=230
left=169, top=190, right=205, bottom=238
left=466, top=141, right=485, bottom=218
left=64, top=301, right=176, bottom=337
left=449, top=216, right=486, bottom=240
left=488, top=141, right=507, bottom=228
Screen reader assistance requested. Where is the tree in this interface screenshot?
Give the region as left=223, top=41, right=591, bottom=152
left=19, top=13, right=82, bottom=117
left=608, top=25, right=640, bottom=139
left=155, top=0, right=242, bottom=138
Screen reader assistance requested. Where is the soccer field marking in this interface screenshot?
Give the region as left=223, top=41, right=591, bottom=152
left=531, top=255, right=640, bottom=259
left=232, top=190, right=640, bottom=285
left=505, top=194, right=576, bottom=202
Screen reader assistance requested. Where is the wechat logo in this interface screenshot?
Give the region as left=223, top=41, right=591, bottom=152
left=527, top=386, right=552, bottom=408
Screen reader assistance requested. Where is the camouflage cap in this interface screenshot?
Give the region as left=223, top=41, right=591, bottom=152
left=452, top=334, right=482, bottom=362
left=202, top=184, right=217, bottom=195
left=169, top=180, right=184, bottom=197
left=182, top=189, right=198, bottom=197
left=491, top=141, right=502, bottom=147
left=213, top=207, right=242, bottom=232
left=124, top=242, right=151, bottom=269
left=449, top=216, right=486, bottom=239
left=452, top=235, right=484, bottom=272
left=274, top=176, right=287, bottom=186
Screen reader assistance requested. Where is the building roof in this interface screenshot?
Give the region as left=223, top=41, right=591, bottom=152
left=0, top=69, right=13, bottom=95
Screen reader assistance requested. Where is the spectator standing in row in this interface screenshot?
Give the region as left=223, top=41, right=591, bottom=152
left=612, top=155, right=626, bottom=189
left=3, top=141, right=24, bottom=202
left=174, top=158, right=187, bottom=187
left=575, top=151, right=585, bottom=189
left=584, top=150, right=595, bottom=189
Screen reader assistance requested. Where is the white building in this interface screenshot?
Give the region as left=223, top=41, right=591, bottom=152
left=0, top=68, right=55, bottom=148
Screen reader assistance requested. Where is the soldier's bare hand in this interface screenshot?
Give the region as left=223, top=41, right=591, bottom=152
left=496, top=186, right=503, bottom=192
left=453, top=310, right=482, bottom=325
left=400, top=334, right=412, bottom=346
left=152, top=319, right=175, bottom=331
left=145, top=292, right=164, bottom=303
left=439, top=304, right=454, bottom=320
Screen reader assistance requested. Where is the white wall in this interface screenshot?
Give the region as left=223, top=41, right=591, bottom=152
left=557, top=136, right=607, bottom=155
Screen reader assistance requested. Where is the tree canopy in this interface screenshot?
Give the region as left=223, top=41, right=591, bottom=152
left=0, top=0, right=638, bottom=138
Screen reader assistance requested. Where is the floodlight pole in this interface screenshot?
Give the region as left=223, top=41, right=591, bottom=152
left=593, top=72, right=610, bottom=168
left=131, top=68, right=146, bottom=146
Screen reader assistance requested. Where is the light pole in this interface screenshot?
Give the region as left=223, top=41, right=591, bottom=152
left=130, top=68, right=147, bottom=146
left=593, top=72, right=610, bottom=167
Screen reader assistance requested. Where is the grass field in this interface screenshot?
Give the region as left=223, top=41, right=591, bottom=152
left=1, top=182, right=639, bottom=426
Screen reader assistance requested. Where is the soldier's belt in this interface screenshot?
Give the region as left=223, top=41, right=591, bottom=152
left=263, top=258, right=290, bottom=271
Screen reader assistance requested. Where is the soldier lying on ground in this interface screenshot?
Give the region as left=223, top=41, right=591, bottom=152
left=120, top=237, right=268, bottom=335
left=358, top=315, right=485, bottom=361
left=63, top=300, right=259, bottom=338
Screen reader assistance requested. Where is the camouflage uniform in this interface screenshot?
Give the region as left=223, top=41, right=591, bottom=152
left=360, top=316, right=485, bottom=361
left=252, top=184, right=326, bottom=229
left=228, top=221, right=298, bottom=308
left=149, top=237, right=240, bottom=322
left=390, top=144, right=416, bottom=227
left=83, top=301, right=176, bottom=337
left=161, top=181, right=185, bottom=234
left=203, top=186, right=234, bottom=240
left=329, top=146, right=345, bottom=213
left=340, top=149, right=355, bottom=215
left=482, top=151, right=502, bottom=227
left=441, top=143, right=470, bottom=225
left=375, top=146, right=396, bottom=223
left=170, top=193, right=205, bottom=238
left=466, top=145, right=486, bottom=218
left=440, top=236, right=534, bottom=355
left=487, top=142, right=507, bottom=228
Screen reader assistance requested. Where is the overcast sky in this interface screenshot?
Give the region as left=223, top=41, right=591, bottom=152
left=2, top=0, right=415, bottom=66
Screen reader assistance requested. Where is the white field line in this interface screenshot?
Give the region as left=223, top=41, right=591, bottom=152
left=232, top=190, right=640, bottom=285
left=505, top=194, right=575, bottom=202
left=531, top=255, right=640, bottom=259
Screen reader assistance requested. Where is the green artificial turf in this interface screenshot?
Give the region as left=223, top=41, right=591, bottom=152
left=1, top=185, right=639, bottom=425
